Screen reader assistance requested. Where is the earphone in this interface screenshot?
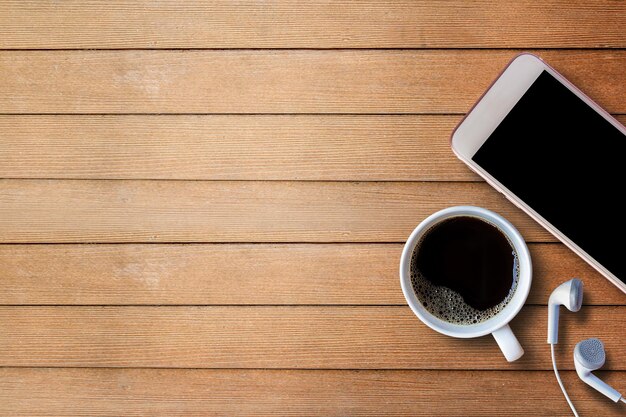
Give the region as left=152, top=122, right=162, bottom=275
left=548, top=278, right=625, bottom=416
left=574, top=338, right=622, bottom=402
left=548, top=278, right=583, bottom=344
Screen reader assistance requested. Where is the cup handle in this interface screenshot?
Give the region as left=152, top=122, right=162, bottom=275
left=492, top=324, right=524, bottom=362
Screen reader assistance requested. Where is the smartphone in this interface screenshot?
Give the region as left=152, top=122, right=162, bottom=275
left=451, top=53, right=626, bottom=295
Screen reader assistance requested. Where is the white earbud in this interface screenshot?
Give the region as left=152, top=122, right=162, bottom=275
left=574, top=338, right=623, bottom=402
left=547, top=278, right=583, bottom=344
left=548, top=278, right=585, bottom=416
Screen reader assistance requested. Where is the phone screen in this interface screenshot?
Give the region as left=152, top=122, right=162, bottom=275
left=472, top=70, right=625, bottom=284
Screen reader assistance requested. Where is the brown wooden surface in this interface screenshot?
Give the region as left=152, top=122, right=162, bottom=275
left=0, top=243, right=622, bottom=306
left=0, top=180, right=552, bottom=243
left=1, top=2, right=625, bottom=416
left=0, top=115, right=472, bottom=181
left=2, top=114, right=624, bottom=181
left=2, top=306, right=624, bottom=369
left=2, top=50, right=626, bottom=114
left=1, top=1, right=625, bottom=49
left=1, top=369, right=625, bottom=417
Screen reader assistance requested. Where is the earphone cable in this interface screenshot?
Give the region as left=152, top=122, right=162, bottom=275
left=551, top=343, right=580, bottom=417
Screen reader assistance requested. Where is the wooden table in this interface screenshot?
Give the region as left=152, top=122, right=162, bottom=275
left=0, top=2, right=625, bottom=415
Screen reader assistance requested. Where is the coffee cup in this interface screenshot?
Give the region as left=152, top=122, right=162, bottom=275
left=399, top=206, right=532, bottom=362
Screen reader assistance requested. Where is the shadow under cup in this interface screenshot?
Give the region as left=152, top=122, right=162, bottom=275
left=400, top=206, right=532, bottom=362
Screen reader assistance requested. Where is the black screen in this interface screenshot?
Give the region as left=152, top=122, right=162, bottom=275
left=473, top=71, right=625, bottom=284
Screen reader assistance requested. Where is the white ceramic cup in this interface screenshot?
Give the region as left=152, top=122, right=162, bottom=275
left=399, top=206, right=532, bottom=362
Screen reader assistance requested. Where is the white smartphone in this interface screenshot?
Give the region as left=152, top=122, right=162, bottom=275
left=451, top=53, right=626, bottom=295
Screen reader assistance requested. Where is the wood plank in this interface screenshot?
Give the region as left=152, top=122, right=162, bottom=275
left=0, top=180, right=551, bottom=243
left=1, top=1, right=625, bottom=49
left=2, top=114, right=624, bottom=181
left=0, top=243, right=622, bottom=305
left=0, top=115, right=474, bottom=181
left=1, top=306, right=623, bottom=369
left=1, top=369, right=625, bottom=416
left=1, top=50, right=626, bottom=114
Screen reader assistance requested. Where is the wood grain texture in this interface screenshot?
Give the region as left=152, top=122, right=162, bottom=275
left=1, top=1, right=625, bottom=49
left=1, top=306, right=624, bottom=369
left=0, top=180, right=551, bottom=243
left=2, top=50, right=626, bottom=114
left=0, top=243, right=622, bottom=306
left=3, top=114, right=624, bottom=181
left=0, top=115, right=474, bottom=181
left=2, top=3, right=625, bottom=416
left=1, top=368, right=625, bottom=416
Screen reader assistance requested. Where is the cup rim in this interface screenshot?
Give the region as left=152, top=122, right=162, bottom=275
left=399, top=206, right=532, bottom=338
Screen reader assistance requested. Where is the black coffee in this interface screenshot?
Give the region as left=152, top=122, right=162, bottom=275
left=410, top=216, right=519, bottom=325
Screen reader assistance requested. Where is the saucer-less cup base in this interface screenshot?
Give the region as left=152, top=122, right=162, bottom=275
left=400, top=206, right=532, bottom=362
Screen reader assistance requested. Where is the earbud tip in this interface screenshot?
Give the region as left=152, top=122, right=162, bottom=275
left=575, top=338, right=605, bottom=369
left=569, top=278, right=583, bottom=312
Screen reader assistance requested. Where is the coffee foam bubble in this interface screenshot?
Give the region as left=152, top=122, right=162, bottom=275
left=410, top=226, right=520, bottom=326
